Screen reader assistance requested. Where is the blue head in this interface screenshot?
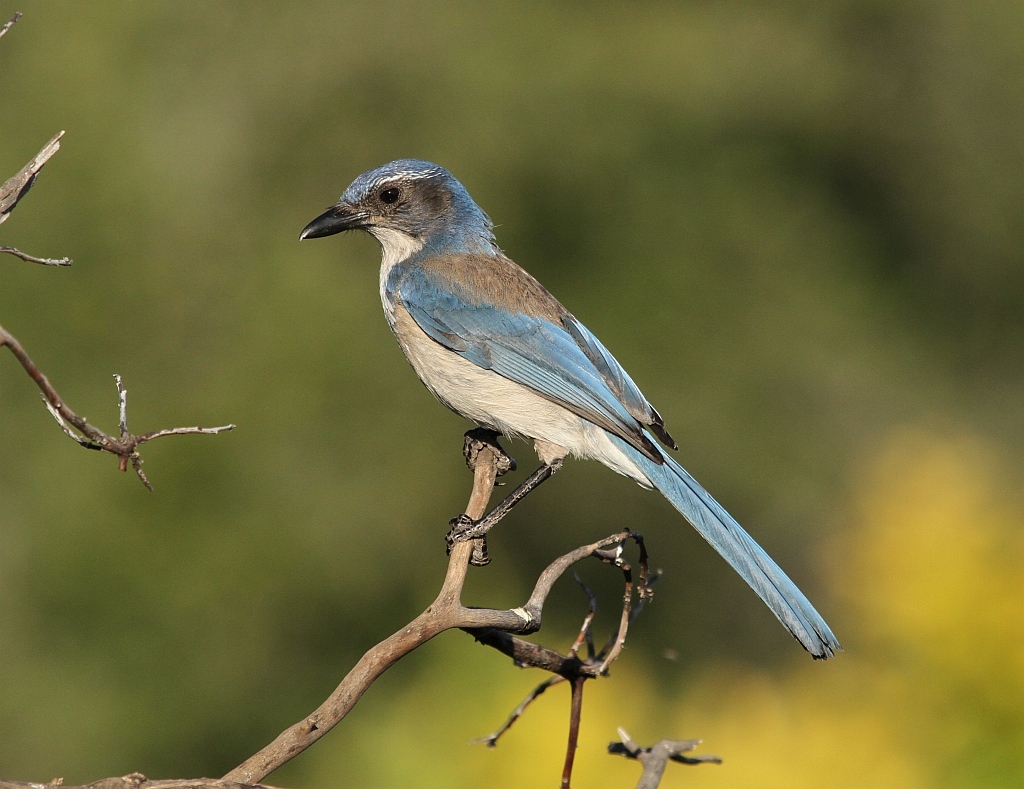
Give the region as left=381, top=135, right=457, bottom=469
left=300, top=159, right=497, bottom=258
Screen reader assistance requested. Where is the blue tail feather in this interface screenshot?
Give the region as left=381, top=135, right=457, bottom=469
left=613, top=438, right=841, bottom=659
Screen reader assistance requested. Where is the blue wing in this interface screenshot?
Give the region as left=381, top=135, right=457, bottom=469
left=392, top=264, right=665, bottom=461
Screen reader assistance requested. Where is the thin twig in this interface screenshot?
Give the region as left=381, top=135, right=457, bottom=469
left=0, top=246, right=72, bottom=266
left=136, top=424, right=236, bottom=443
left=568, top=571, right=597, bottom=659
left=470, top=675, right=566, bottom=747
left=1, top=324, right=234, bottom=489
left=0, top=11, right=20, bottom=43
left=561, top=676, right=585, bottom=788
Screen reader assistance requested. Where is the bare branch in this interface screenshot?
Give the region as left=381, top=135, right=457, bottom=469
left=470, top=675, right=567, bottom=747
left=561, top=676, right=585, bottom=788
left=466, top=529, right=658, bottom=786
left=225, top=431, right=656, bottom=785
left=0, top=246, right=72, bottom=266
left=0, top=416, right=670, bottom=786
left=42, top=395, right=103, bottom=450
left=0, top=11, right=20, bottom=43
left=609, top=728, right=721, bottom=788
left=1, top=324, right=234, bottom=489
left=137, top=424, right=236, bottom=443
left=0, top=773, right=283, bottom=789
left=222, top=431, right=507, bottom=784
left=568, top=571, right=597, bottom=659
left=0, top=131, right=65, bottom=226
left=0, top=129, right=74, bottom=266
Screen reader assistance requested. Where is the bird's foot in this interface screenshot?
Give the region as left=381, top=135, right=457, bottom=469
left=446, top=514, right=491, bottom=566
left=462, top=427, right=516, bottom=476
left=449, top=428, right=515, bottom=566
left=447, top=457, right=564, bottom=565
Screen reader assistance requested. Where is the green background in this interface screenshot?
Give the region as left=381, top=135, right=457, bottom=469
left=2, top=2, right=1023, bottom=786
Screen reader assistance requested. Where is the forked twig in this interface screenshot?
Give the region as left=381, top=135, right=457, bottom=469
left=1, top=325, right=234, bottom=489
left=466, top=529, right=658, bottom=787
left=609, top=727, right=721, bottom=788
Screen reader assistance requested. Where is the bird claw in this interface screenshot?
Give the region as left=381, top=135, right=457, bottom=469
left=446, top=516, right=491, bottom=565
left=446, top=513, right=487, bottom=547
left=462, top=428, right=516, bottom=476
left=469, top=537, right=490, bottom=566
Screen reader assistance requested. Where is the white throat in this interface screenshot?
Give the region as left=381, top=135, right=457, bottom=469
left=370, top=226, right=424, bottom=270
left=371, top=226, right=424, bottom=326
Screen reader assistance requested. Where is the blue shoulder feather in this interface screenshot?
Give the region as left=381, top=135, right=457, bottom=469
left=391, top=263, right=663, bottom=460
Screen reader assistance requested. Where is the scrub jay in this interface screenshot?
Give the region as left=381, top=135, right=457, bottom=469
left=301, top=159, right=840, bottom=659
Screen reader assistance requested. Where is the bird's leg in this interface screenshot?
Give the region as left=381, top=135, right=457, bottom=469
left=447, top=458, right=564, bottom=558
left=452, top=428, right=517, bottom=566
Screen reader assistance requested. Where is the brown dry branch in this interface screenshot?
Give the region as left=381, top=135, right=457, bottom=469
left=466, top=532, right=655, bottom=788
left=470, top=566, right=660, bottom=752
left=1, top=325, right=234, bottom=489
left=609, top=727, right=721, bottom=789
left=0, top=245, right=71, bottom=266
left=470, top=674, right=567, bottom=748
left=0, top=424, right=680, bottom=788
left=224, top=430, right=656, bottom=787
left=0, top=774, right=282, bottom=789
left=0, top=130, right=71, bottom=266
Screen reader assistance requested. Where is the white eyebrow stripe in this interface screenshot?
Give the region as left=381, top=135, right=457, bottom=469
left=372, top=170, right=444, bottom=189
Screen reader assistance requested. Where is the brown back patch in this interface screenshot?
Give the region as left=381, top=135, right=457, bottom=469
left=419, top=253, right=568, bottom=323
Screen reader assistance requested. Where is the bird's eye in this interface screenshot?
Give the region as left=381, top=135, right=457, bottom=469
left=379, top=187, right=401, bottom=205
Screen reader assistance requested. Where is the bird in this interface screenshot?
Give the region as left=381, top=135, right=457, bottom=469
left=300, top=159, right=840, bottom=659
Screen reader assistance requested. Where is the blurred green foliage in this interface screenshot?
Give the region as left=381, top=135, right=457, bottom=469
left=1, top=1, right=1023, bottom=786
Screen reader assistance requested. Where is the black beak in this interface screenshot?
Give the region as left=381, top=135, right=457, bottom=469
left=299, top=203, right=368, bottom=240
